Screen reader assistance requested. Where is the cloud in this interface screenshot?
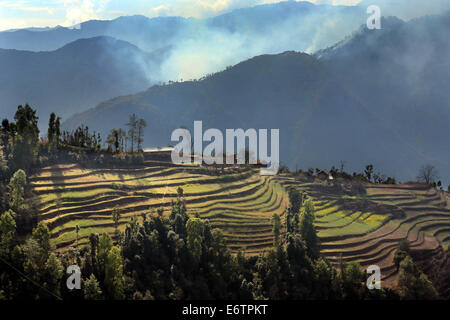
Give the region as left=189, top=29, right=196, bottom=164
left=154, top=3, right=366, bottom=82
left=0, top=0, right=57, bottom=14
left=63, top=0, right=110, bottom=27
left=0, top=17, right=61, bottom=31
left=314, top=0, right=360, bottom=4
left=149, top=4, right=172, bottom=17
left=19, top=7, right=56, bottom=14
left=0, top=1, right=60, bottom=30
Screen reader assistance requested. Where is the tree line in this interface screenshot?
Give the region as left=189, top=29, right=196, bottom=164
left=106, top=114, right=147, bottom=153
left=284, top=162, right=447, bottom=191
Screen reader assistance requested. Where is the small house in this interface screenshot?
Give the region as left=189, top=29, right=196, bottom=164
left=317, top=169, right=330, bottom=181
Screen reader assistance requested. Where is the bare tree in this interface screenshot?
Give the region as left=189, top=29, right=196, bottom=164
left=124, top=135, right=128, bottom=153
left=417, top=165, right=439, bottom=184
left=112, top=206, right=121, bottom=235
left=136, top=119, right=147, bottom=151
left=118, top=129, right=126, bottom=152
left=339, top=160, right=346, bottom=173
left=75, top=224, right=80, bottom=247
left=364, top=164, right=374, bottom=182
left=126, top=114, right=138, bottom=153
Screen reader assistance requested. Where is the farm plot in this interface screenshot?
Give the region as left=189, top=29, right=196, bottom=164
left=33, top=162, right=288, bottom=254
left=276, top=177, right=450, bottom=288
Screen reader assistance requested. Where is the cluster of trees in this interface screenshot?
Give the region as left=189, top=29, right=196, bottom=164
left=3, top=169, right=35, bottom=231
left=327, top=163, right=396, bottom=184
left=58, top=114, right=147, bottom=155
left=1, top=105, right=150, bottom=172
left=330, top=163, right=445, bottom=190
left=266, top=162, right=448, bottom=192
left=47, top=113, right=61, bottom=153
left=61, top=125, right=102, bottom=151
left=292, top=162, right=446, bottom=189
left=292, top=163, right=397, bottom=185
left=360, top=164, right=396, bottom=184
left=393, top=240, right=439, bottom=299
left=106, top=129, right=126, bottom=154
left=0, top=106, right=42, bottom=240
left=1, top=105, right=40, bottom=173
left=2, top=106, right=149, bottom=156
left=107, top=114, right=147, bottom=153
left=416, top=165, right=446, bottom=191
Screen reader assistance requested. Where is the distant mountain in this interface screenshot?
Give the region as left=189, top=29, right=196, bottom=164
left=63, top=13, right=450, bottom=186
left=0, top=16, right=188, bottom=52
left=0, top=36, right=157, bottom=124
left=2, top=26, right=59, bottom=33
left=0, top=1, right=367, bottom=131
left=0, top=1, right=367, bottom=130
left=0, top=2, right=364, bottom=52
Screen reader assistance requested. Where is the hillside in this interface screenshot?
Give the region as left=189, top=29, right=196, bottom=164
left=277, top=175, right=450, bottom=295
left=0, top=16, right=188, bottom=52
left=31, top=161, right=450, bottom=295
left=0, top=36, right=157, bottom=123
left=63, top=12, right=450, bottom=186
left=316, top=14, right=450, bottom=182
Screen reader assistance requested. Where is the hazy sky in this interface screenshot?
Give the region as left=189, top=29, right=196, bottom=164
left=0, top=0, right=362, bottom=31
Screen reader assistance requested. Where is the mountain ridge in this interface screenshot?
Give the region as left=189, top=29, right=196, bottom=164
left=0, top=36, right=156, bottom=123
left=0, top=2, right=364, bottom=52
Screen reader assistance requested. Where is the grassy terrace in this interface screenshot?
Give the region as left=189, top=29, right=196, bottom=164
left=276, top=176, right=450, bottom=286
left=33, top=163, right=449, bottom=287
left=33, top=163, right=288, bottom=254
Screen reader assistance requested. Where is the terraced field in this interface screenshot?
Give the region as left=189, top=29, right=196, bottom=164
left=32, top=161, right=289, bottom=254
left=32, top=162, right=449, bottom=292
left=276, top=176, right=450, bottom=290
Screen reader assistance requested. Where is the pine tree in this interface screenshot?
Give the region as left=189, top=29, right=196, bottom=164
left=105, top=246, right=125, bottom=300
left=299, top=198, right=319, bottom=259
left=126, top=114, right=138, bottom=153
left=84, top=274, right=103, bottom=300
